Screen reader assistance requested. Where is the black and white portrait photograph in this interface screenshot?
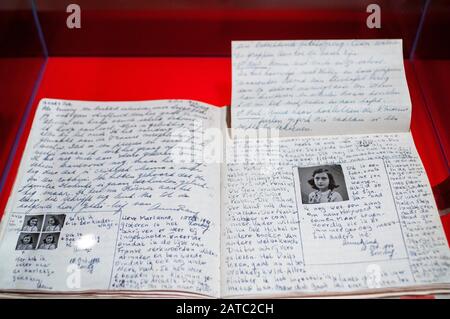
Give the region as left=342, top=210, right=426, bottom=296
left=38, top=232, right=60, bottom=250
left=15, top=233, right=39, bottom=250
left=21, top=215, right=44, bottom=232
left=296, top=164, right=349, bottom=204
left=43, top=214, right=65, bottom=232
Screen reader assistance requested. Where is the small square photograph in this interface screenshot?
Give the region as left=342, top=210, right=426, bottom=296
left=43, top=214, right=65, bottom=232
left=297, top=164, right=349, bottom=204
left=16, top=233, right=39, bottom=250
left=38, top=232, right=60, bottom=250
left=21, top=215, right=44, bottom=232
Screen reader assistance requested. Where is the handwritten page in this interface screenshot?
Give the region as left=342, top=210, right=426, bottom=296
left=0, top=99, right=223, bottom=297
left=232, top=40, right=412, bottom=136
left=222, top=132, right=450, bottom=297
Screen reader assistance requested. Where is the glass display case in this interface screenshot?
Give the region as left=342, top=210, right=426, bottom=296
left=412, top=0, right=450, bottom=215
left=0, top=0, right=449, bottom=236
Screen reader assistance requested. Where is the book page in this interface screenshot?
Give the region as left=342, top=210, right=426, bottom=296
left=232, top=40, right=411, bottom=136
left=222, top=132, right=450, bottom=297
left=0, top=99, right=223, bottom=297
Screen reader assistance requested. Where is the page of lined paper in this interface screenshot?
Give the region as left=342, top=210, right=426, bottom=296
left=222, top=133, right=450, bottom=297
left=232, top=40, right=412, bottom=136
left=0, top=99, right=222, bottom=297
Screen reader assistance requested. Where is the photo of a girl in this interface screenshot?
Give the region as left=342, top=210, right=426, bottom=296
left=16, top=233, right=38, bottom=250
left=44, top=215, right=65, bottom=232
left=297, top=165, right=349, bottom=205
left=307, top=168, right=343, bottom=203
left=21, top=215, right=43, bottom=232
left=38, top=233, right=59, bottom=250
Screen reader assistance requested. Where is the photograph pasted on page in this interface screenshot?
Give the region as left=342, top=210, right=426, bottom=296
left=15, top=214, right=66, bottom=251
left=295, top=164, right=349, bottom=205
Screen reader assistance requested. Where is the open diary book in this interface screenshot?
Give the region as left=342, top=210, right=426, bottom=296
left=0, top=40, right=449, bottom=298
